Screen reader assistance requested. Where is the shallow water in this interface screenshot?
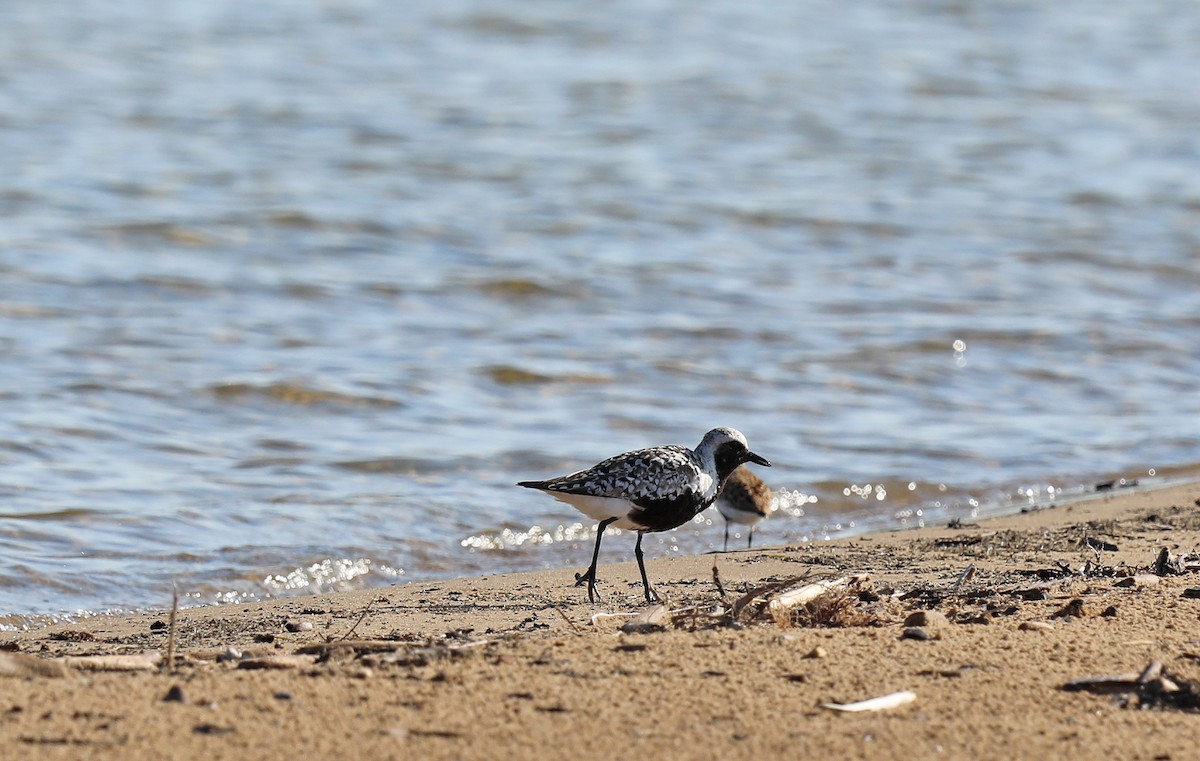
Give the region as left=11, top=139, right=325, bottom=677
left=3, top=0, right=1200, bottom=627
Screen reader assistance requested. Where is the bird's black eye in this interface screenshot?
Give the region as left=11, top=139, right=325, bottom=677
left=713, top=441, right=746, bottom=480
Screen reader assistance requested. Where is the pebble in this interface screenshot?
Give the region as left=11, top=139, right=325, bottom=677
left=216, top=647, right=243, bottom=663
left=285, top=621, right=314, bottom=633
left=149, top=620, right=168, bottom=631
left=1050, top=598, right=1085, bottom=619
left=1019, top=621, right=1053, bottom=632
left=1182, top=588, right=1200, bottom=599
left=804, top=646, right=829, bottom=659
left=903, top=610, right=949, bottom=628
left=900, top=627, right=932, bottom=641
left=163, top=685, right=186, bottom=703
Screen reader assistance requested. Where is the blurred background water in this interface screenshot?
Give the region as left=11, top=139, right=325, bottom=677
left=3, top=0, right=1200, bottom=628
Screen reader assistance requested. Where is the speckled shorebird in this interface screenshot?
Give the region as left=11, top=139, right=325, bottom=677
left=517, top=427, right=770, bottom=603
left=715, top=465, right=774, bottom=552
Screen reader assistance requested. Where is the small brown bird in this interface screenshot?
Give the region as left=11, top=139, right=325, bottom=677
left=715, top=466, right=774, bottom=551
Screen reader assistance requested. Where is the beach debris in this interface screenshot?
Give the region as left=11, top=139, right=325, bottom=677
left=951, top=564, right=976, bottom=590
left=1101, top=605, right=1119, bottom=617
left=1062, top=671, right=1142, bottom=693
left=1084, top=537, right=1119, bottom=552
left=1114, top=574, right=1160, bottom=588
left=1013, top=586, right=1050, bottom=601
left=194, top=723, right=237, bottom=736
left=165, top=582, right=179, bottom=673
left=1050, top=598, right=1086, bottom=620
left=765, top=575, right=877, bottom=628
left=49, top=630, right=96, bottom=642
left=237, top=655, right=317, bottom=670
left=550, top=604, right=583, bottom=634
left=1018, top=621, right=1053, bottom=633
left=900, top=627, right=933, bottom=641
left=285, top=620, right=313, bottom=633
left=0, top=652, right=69, bottom=679
left=768, top=576, right=862, bottom=617
left=338, top=596, right=384, bottom=641
left=163, top=685, right=187, bottom=703
left=64, top=651, right=162, bottom=672
left=1181, top=588, right=1200, bottom=599
left=274, top=691, right=293, bottom=701
left=1062, top=660, right=1200, bottom=711
left=822, top=690, right=917, bottom=713
left=620, top=605, right=668, bottom=635
left=589, top=611, right=639, bottom=627
left=150, top=620, right=168, bottom=631
left=1152, top=547, right=1188, bottom=576
left=804, top=646, right=828, bottom=659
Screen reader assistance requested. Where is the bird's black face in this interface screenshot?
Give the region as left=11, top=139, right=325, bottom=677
left=713, top=440, right=771, bottom=483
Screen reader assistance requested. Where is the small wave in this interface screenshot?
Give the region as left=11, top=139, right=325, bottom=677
left=473, top=277, right=573, bottom=300
left=0, top=508, right=102, bottom=522
left=480, top=365, right=608, bottom=385
left=95, top=221, right=214, bottom=247
left=332, top=457, right=450, bottom=475
left=207, top=382, right=402, bottom=408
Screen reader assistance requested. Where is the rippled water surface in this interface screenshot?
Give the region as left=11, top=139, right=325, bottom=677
left=3, top=0, right=1200, bottom=626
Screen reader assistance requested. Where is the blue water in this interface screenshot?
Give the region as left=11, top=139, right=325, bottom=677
left=3, top=0, right=1200, bottom=626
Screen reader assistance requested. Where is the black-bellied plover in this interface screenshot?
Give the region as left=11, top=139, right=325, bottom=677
left=517, top=427, right=770, bottom=603
left=715, top=465, right=774, bottom=552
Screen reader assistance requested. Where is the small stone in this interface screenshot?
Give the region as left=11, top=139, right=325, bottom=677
left=1050, top=598, right=1085, bottom=619
left=900, top=627, right=932, bottom=641
left=273, top=691, right=293, bottom=701
left=216, top=647, right=243, bottom=663
left=253, top=633, right=276, bottom=643
left=1019, top=621, right=1053, bottom=632
left=284, top=621, right=313, bottom=633
left=804, top=646, right=828, bottom=659
left=149, top=620, right=168, bottom=631
left=163, top=685, right=186, bottom=703
left=904, top=610, right=949, bottom=628
left=1101, top=606, right=1119, bottom=618
left=1182, top=588, right=1200, bottom=599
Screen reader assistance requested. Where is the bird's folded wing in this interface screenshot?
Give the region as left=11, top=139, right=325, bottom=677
left=536, top=446, right=703, bottom=501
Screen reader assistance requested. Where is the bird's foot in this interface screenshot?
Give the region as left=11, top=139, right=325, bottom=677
left=574, top=567, right=601, bottom=603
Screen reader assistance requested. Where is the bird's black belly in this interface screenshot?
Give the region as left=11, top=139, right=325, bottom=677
left=628, top=493, right=710, bottom=533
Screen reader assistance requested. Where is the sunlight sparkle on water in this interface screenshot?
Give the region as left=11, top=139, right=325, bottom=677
left=263, top=557, right=388, bottom=593
left=461, top=523, right=596, bottom=551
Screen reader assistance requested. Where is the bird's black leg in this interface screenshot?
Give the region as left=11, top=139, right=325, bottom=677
left=723, top=522, right=730, bottom=553
left=575, top=517, right=617, bottom=603
left=634, top=531, right=654, bottom=603
left=747, top=527, right=754, bottom=550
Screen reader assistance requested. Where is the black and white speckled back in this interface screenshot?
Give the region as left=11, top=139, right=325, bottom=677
left=527, top=445, right=711, bottom=504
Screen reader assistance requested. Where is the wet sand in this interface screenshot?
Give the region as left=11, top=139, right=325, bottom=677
left=4, top=481, right=1200, bottom=760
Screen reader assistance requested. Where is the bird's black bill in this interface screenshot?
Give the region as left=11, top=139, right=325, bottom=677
left=746, top=451, right=771, bottom=467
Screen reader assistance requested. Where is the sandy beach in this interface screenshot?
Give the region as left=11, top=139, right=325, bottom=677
left=4, top=480, right=1200, bottom=760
